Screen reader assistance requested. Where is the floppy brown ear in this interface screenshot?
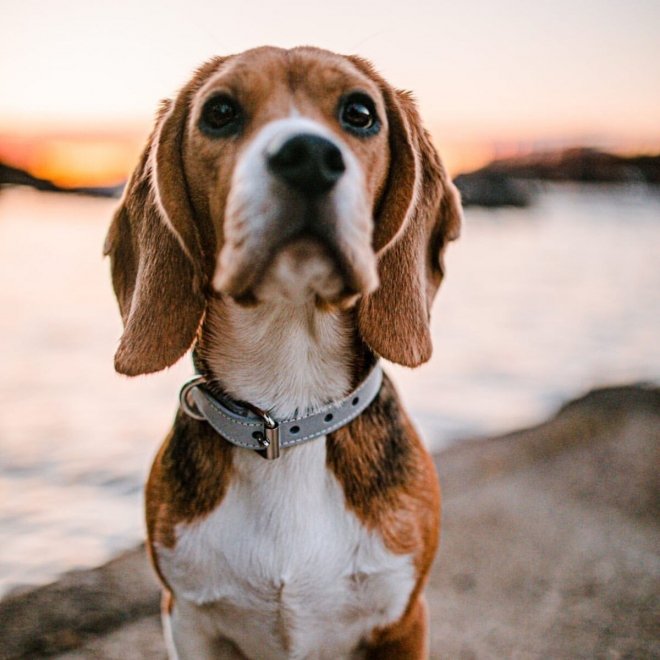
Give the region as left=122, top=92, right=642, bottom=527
left=103, top=63, right=221, bottom=376
left=352, top=61, right=462, bottom=367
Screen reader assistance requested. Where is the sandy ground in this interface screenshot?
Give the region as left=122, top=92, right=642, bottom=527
left=1, top=384, right=658, bottom=659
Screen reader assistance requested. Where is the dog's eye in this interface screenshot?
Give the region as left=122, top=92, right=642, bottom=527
left=339, top=94, right=380, bottom=136
left=199, top=95, right=242, bottom=136
left=343, top=102, right=372, bottom=128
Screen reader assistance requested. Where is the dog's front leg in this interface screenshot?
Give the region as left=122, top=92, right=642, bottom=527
left=363, top=595, right=429, bottom=660
left=163, top=595, right=246, bottom=660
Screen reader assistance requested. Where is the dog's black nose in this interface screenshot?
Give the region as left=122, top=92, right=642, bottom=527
left=267, top=134, right=345, bottom=195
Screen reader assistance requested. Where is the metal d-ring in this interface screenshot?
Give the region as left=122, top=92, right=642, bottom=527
left=179, top=376, right=207, bottom=421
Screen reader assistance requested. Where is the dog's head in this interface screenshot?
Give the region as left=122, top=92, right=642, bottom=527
left=104, top=46, right=461, bottom=376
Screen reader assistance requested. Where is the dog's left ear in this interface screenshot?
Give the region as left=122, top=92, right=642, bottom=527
left=350, top=58, right=462, bottom=367
left=104, top=58, right=223, bottom=376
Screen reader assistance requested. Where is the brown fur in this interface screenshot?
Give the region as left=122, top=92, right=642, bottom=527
left=352, top=57, right=462, bottom=367
left=365, top=595, right=430, bottom=658
left=328, top=375, right=440, bottom=561
left=103, top=59, right=226, bottom=375
left=106, top=46, right=460, bottom=658
left=145, top=412, right=233, bottom=590
left=104, top=46, right=461, bottom=376
left=145, top=412, right=234, bottom=548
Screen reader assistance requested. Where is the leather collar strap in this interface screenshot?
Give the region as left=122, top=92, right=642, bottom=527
left=179, top=364, right=383, bottom=460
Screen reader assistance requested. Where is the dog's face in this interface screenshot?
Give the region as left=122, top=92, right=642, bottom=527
left=105, top=47, right=461, bottom=376
left=184, top=48, right=390, bottom=306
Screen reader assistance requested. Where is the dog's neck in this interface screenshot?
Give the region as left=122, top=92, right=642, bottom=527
left=199, top=296, right=355, bottom=420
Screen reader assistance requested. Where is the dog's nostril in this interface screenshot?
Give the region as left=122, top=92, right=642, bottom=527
left=267, top=133, right=345, bottom=195
left=325, top=145, right=346, bottom=175
left=275, top=141, right=307, bottom=168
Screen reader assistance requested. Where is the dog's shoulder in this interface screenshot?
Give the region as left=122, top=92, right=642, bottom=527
left=145, top=411, right=234, bottom=553
left=328, top=372, right=440, bottom=571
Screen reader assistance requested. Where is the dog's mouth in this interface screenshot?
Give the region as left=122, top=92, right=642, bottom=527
left=213, top=223, right=378, bottom=308
left=213, top=188, right=378, bottom=308
left=253, top=236, right=362, bottom=307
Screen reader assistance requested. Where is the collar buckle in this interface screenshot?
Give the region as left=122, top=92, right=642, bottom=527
left=246, top=405, right=281, bottom=460
left=264, top=424, right=281, bottom=460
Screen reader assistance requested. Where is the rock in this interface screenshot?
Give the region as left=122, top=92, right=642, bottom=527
left=454, top=172, right=532, bottom=208
left=0, top=546, right=160, bottom=659
left=427, top=383, right=660, bottom=658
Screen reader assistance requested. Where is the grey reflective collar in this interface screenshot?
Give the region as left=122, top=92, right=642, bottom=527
left=179, top=364, right=383, bottom=460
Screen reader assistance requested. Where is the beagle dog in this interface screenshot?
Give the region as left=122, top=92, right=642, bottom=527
left=105, top=46, right=461, bottom=659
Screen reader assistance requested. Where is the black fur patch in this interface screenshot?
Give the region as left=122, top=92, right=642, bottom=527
left=161, top=411, right=232, bottom=518
left=326, top=374, right=414, bottom=509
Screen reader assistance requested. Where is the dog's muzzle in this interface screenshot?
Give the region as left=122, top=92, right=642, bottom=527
left=214, top=117, right=378, bottom=303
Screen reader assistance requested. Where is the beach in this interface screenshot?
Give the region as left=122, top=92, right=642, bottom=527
left=2, top=383, right=658, bottom=658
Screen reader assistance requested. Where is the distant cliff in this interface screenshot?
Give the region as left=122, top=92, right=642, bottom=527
left=0, top=162, right=124, bottom=198
left=479, top=148, right=660, bottom=184
left=0, top=163, right=61, bottom=192
left=454, top=149, right=660, bottom=208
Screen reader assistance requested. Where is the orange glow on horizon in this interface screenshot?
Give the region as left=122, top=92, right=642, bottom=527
left=35, top=141, right=140, bottom=188
left=0, top=129, right=147, bottom=188
left=1, top=126, right=658, bottom=189
left=434, top=140, right=496, bottom=178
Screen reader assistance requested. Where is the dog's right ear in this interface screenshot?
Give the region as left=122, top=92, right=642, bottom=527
left=104, top=102, right=204, bottom=376
left=104, top=62, right=226, bottom=376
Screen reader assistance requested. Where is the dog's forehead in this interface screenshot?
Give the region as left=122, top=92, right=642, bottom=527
left=194, top=47, right=383, bottom=115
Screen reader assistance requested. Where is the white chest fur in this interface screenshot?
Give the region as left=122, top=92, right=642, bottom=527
left=157, top=442, right=415, bottom=659
left=158, top=299, right=415, bottom=658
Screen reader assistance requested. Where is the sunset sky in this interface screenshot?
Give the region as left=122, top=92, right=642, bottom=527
left=1, top=0, right=659, bottom=185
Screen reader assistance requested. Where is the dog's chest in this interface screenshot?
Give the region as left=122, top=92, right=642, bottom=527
left=157, top=442, right=415, bottom=658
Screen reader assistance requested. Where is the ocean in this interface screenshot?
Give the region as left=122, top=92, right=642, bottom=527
left=1, top=183, right=658, bottom=595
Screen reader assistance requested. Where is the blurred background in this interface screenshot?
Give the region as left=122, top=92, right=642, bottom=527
left=1, top=0, right=658, bottom=597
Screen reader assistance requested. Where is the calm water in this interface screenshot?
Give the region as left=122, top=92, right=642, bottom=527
left=1, top=184, right=658, bottom=595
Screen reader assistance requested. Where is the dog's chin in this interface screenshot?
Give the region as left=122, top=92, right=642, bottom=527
left=213, top=237, right=377, bottom=310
